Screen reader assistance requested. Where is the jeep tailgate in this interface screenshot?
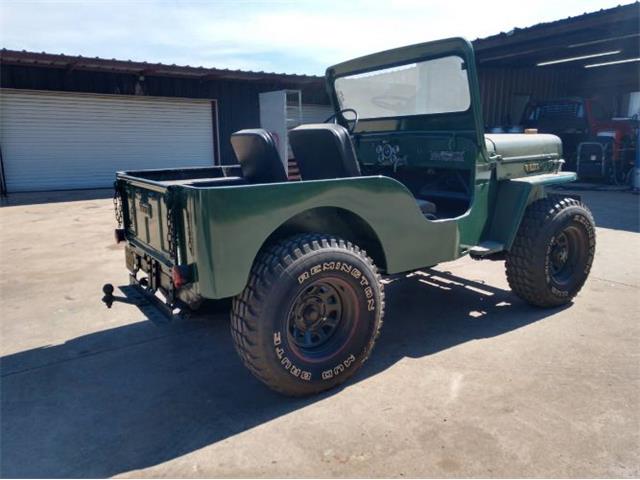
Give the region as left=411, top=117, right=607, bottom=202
left=115, top=176, right=180, bottom=267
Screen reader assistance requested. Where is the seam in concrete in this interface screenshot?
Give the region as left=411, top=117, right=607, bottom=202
left=591, top=276, right=639, bottom=289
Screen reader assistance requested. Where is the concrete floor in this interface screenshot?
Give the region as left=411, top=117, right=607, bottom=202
left=1, top=188, right=638, bottom=478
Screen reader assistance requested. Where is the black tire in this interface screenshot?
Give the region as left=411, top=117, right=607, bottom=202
left=230, top=234, right=385, bottom=396
left=506, top=196, right=596, bottom=308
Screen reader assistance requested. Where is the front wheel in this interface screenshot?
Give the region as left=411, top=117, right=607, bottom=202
left=231, top=234, right=385, bottom=396
left=506, top=196, right=596, bottom=307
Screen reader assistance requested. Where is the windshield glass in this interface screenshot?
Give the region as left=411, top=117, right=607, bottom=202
left=334, top=55, right=470, bottom=119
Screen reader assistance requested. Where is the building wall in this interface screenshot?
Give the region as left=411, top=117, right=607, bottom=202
left=0, top=64, right=329, bottom=164
left=477, top=66, right=578, bottom=128
left=477, top=63, right=639, bottom=129
left=577, top=64, right=640, bottom=116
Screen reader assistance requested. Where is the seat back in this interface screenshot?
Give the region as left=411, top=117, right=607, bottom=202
left=289, top=124, right=361, bottom=180
left=230, top=129, right=288, bottom=184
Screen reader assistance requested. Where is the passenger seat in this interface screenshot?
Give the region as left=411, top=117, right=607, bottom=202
left=231, top=129, right=288, bottom=184
left=289, top=124, right=436, bottom=217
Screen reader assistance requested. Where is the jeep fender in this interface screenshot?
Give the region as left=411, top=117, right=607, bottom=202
left=485, top=171, right=578, bottom=251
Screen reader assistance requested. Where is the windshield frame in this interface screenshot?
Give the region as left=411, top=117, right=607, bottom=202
left=325, top=38, right=484, bottom=142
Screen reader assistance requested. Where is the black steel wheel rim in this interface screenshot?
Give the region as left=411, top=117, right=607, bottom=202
left=549, top=227, right=582, bottom=284
left=286, top=277, right=357, bottom=360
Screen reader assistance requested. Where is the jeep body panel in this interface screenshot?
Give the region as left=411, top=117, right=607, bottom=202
left=184, top=176, right=463, bottom=299
left=485, top=171, right=577, bottom=250
left=117, top=166, right=573, bottom=300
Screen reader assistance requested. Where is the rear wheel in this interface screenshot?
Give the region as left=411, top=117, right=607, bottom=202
left=506, top=196, right=596, bottom=307
left=231, top=234, right=384, bottom=396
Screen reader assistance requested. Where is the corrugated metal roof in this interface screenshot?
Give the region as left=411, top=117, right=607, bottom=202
left=473, top=2, right=639, bottom=67
left=473, top=2, right=638, bottom=49
left=0, top=48, right=324, bottom=84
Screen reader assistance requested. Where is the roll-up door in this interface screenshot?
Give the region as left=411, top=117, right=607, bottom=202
left=0, top=89, right=216, bottom=192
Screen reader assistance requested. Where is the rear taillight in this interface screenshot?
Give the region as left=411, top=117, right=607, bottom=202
left=172, top=265, right=190, bottom=288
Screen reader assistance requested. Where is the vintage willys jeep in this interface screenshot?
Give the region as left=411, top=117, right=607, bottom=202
left=108, top=38, right=596, bottom=396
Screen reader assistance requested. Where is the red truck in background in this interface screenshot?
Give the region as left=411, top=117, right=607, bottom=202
left=522, top=97, right=636, bottom=183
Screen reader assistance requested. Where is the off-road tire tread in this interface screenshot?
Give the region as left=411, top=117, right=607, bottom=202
left=230, top=233, right=385, bottom=396
left=505, top=195, right=595, bottom=307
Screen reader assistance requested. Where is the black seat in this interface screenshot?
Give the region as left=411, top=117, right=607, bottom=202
left=289, top=124, right=361, bottom=180
left=230, top=129, right=288, bottom=184
left=290, top=123, right=437, bottom=218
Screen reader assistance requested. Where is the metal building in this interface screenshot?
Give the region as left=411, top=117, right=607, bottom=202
left=0, top=52, right=327, bottom=192
left=473, top=2, right=639, bottom=129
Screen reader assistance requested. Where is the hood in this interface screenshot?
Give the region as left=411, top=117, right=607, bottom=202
left=485, top=133, right=562, bottom=161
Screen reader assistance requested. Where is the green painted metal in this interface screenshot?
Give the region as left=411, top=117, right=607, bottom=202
left=176, top=167, right=576, bottom=299
left=116, top=37, right=580, bottom=301
left=186, top=177, right=461, bottom=298
left=486, top=133, right=565, bottom=180
left=486, top=172, right=577, bottom=250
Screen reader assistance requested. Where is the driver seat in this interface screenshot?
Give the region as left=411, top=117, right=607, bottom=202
left=230, top=129, right=288, bottom=184
left=289, top=123, right=437, bottom=217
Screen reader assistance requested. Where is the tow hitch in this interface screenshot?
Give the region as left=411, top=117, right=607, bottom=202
left=101, top=276, right=188, bottom=323
left=102, top=283, right=116, bottom=308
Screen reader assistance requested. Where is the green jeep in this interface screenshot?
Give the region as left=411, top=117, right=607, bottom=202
left=106, top=38, right=596, bottom=396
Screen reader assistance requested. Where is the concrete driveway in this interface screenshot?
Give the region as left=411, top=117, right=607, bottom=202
left=1, top=188, right=638, bottom=478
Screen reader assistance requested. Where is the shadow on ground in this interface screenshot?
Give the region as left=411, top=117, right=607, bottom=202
left=1, top=270, right=567, bottom=478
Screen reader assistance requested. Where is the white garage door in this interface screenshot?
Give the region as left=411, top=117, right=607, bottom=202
left=0, top=89, right=216, bottom=192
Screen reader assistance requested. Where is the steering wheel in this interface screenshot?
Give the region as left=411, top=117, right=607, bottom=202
left=324, top=108, right=359, bottom=134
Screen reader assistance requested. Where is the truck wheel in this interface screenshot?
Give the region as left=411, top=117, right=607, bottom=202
left=506, top=196, right=596, bottom=308
left=230, top=234, right=384, bottom=396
